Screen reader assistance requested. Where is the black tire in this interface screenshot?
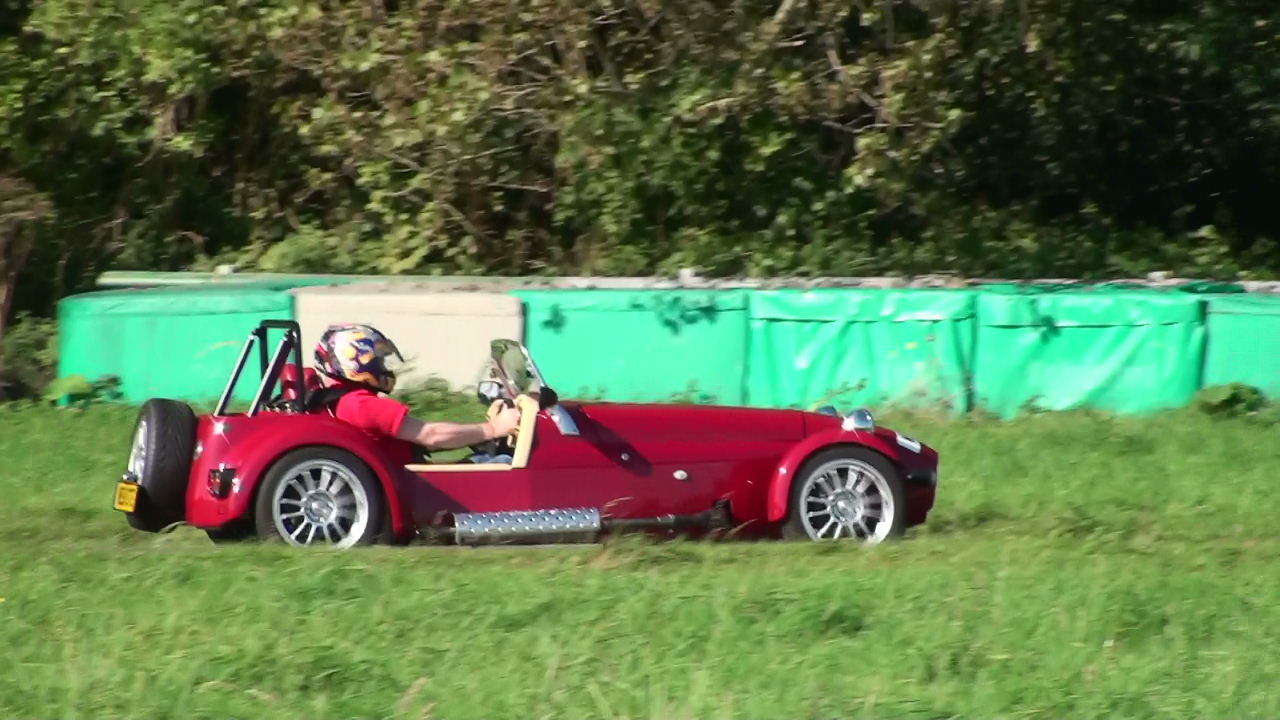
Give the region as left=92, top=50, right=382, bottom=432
left=781, top=446, right=907, bottom=544
left=252, top=447, right=385, bottom=548
left=123, top=399, right=197, bottom=532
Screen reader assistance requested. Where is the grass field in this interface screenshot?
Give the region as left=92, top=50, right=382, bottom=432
left=1, top=400, right=1278, bottom=719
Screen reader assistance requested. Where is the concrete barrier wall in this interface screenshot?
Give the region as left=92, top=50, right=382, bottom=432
left=291, top=283, right=524, bottom=392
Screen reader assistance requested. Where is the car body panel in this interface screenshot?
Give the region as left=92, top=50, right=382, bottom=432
left=186, top=413, right=418, bottom=542
left=186, top=399, right=937, bottom=542
left=764, top=415, right=939, bottom=524
left=401, top=404, right=804, bottom=532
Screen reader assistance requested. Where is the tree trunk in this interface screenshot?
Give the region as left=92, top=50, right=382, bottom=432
left=0, top=227, right=36, bottom=398
left=0, top=174, right=54, bottom=396
left=0, top=240, right=11, bottom=397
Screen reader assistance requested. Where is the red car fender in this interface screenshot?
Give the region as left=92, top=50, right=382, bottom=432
left=764, top=428, right=910, bottom=523
left=195, top=416, right=412, bottom=541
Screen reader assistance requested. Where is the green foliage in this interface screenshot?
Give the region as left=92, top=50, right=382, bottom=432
left=4, top=0, right=1280, bottom=322
left=666, top=381, right=719, bottom=405
left=0, top=311, right=56, bottom=398
left=393, top=376, right=484, bottom=423
left=41, top=373, right=121, bottom=407
left=1195, top=383, right=1270, bottom=419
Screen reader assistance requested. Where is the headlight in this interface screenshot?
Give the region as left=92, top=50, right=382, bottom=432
left=841, top=408, right=875, bottom=431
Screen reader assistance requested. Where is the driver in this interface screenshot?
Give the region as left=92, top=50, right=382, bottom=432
left=310, top=324, right=521, bottom=458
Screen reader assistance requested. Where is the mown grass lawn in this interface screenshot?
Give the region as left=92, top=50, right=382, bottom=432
left=0, top=401, right=1277, bottom=719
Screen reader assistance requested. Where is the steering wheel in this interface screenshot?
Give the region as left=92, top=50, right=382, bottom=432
left=463, top=398, right=516, bottom=457
left=486, top=398, right=521, bottom=441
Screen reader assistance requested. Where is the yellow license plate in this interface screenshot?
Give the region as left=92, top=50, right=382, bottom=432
left=113, top=481, right=139, bottom=513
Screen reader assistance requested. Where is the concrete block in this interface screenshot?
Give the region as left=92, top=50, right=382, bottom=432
left=291, top=284, right=523, bottom=392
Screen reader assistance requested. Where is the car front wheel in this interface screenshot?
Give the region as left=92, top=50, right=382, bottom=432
left=782, top=447, right=907, bottom=544
left=253, top=448, right=384, bottom=549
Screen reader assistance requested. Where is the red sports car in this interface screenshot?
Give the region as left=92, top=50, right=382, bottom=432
left=113, top=321, right=939, bottom=548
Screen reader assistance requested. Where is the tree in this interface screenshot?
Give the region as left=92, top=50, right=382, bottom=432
left=2, top=0, right=1280, bottom=322
left=0, top=173, right=53, bottom=391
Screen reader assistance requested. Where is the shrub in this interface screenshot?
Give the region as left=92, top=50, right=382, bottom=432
left=1194, top=383, right=1269, bottom=418
left=0, top=313, right=58, bottom=401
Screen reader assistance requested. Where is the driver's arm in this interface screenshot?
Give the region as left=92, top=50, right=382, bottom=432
left=395, top=403, right=521, bottom=451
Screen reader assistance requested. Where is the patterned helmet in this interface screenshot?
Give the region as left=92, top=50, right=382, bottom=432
left=313, top=324, right=404, bottom=393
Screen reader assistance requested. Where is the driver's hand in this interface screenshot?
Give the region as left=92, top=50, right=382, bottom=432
left=486, top=401, right=522, bottom=437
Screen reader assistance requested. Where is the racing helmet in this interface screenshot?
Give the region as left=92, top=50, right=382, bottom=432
left=313, top=323, right=404, bottom=393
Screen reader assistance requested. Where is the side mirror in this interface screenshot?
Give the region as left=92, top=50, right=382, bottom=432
left=476, top=379, right=506, bottom=405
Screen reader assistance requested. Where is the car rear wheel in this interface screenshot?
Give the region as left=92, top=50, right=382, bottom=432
left=253, top=447, right=384, bottom=549
left=782, top=447, right=906, bottom=544
left=123, top=399, right=196, bottom=532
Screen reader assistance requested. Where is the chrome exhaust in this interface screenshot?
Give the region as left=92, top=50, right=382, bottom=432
left=451, top=507, right=602, bottom=544
left=443, top=502, right=734, bottom=545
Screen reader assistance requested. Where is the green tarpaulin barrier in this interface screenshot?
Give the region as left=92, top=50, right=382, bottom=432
left=57, top=285, right=295, bottom=404
left=746, top=290, right=976, bottom=415
left=1203, top=295, right=1280, bottom=397
left=513, top=290, right=749, bottom=404
left=973, top=290, right=1206, bottom=418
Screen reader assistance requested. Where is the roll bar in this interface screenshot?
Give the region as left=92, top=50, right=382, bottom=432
left=214, top=320, right=306, bottom=416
